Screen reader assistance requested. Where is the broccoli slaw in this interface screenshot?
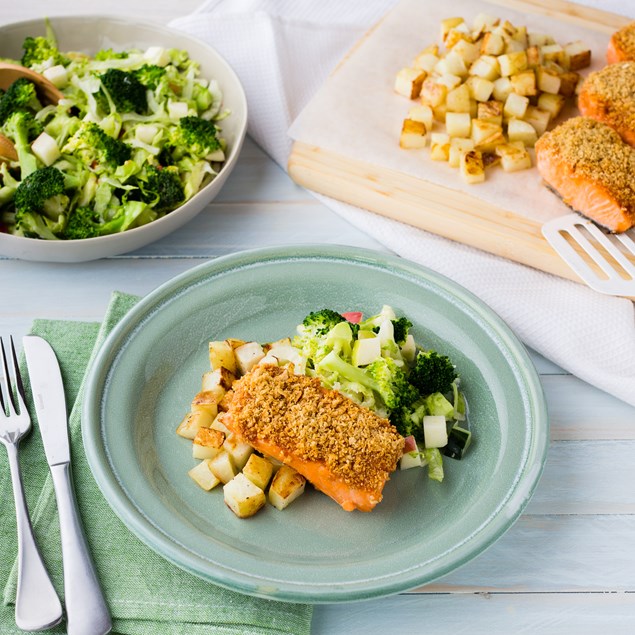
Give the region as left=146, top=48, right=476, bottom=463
left=0, top=23, right=229, bottom=240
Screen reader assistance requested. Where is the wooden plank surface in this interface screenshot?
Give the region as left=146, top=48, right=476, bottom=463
left=288, top=0, right=633, bottom=286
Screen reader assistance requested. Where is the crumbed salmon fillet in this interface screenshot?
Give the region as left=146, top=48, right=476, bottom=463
left=535, top=117, right=635, bottom=233
left=607, top=22, right=635, bottom=64
left=220, top=364, right=405, bottom=512
left=578, top=62, right=635, bottom=147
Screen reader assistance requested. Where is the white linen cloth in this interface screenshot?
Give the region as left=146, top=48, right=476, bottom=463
left=170, top=0, right=635, bottom=407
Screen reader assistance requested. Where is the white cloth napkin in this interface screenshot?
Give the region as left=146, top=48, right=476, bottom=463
left=170, top=0, right=635, bottom=408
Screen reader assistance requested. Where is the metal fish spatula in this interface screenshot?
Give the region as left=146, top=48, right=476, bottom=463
left=542, top=214, right=635, bottom=297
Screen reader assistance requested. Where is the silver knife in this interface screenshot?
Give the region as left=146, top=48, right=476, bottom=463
left=23, top=336, right=112, bottom=635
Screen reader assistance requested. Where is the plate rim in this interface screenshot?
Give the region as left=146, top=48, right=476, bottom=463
left=82, top=244, right=549, bottom=602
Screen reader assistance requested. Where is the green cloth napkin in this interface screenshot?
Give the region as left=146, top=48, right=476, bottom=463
left=0, top=291, right=313, bottom=635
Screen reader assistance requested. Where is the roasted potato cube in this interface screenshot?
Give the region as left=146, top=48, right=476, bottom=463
left=435, top=73, right=462, bottom=90
left=446, top=83, right=471, bottom=112
left=396, top=117, right=421, bottom=147
left=192, top=427, right=225, bottom=460
left=558, top=71, right=580, bottom=97
left=474, top=130, right=506, bottom=153
left=446, top=112, right=472, bottom=138
left=507, top=118, right=538, bottom=147
left=394, top=67, right=427, bottom=99
left=420, top=78, right=447, bottom=107
left=536, top=93, right=565, bottom=120
left=268, top=466, right=306, bottom=511
left=492, top=76, right=513, bottom=102
left=466, top=76, right=494, bottom=102
left=523, top=105, right=551, bottom=136
left=223, top=433, right=254, bottom=470
left=503, top=92, right=529, bottom=119
left=201, top=366, right=236, bottom=402
left=493, top=19, right=517, bottom=41
left=541, top=43, right=568, bottom=68
left=242, top=454, right=274, bottom=491
left=477, top=100, right=503, bottom=125
left=188, top=460, right=221, bottom=491
left=495, top=143, right=532, bottom=171
left=435, top=51, right=468, bottom=77
left=223, top=473, right=266, bottom=518
left=412, top=51, right=439, bottom=72
left=469, top=55, right=500, bottom=81
left=528, top=33, right=555, bottom=48
left=208, top=450, right=238, bottom=484
left=564, top=40, right=591, bottom=70
left=191, top=390, right=219, bottom=418
left=176, top=409, right=214, bottom=440
left=211, top=413, right=232, bottom=434
left=432, top=103, right=447, bottom=123
left=460, top=150, right=485, bottom=184
left=471, top=119, right=503, bottom=146
left=209, top=340, right=238, bottom=375
left=504, top=39, right=526, bottom=54
left=498, top=50, right=527, bottom=76
left=451, top=38, right=481, bottom=64
left=430, top=133, right=450, bottom=160
left=480, top=31, right=505, bottom=55
left=472, top=13, right=499, bottom=33
left=407, top=104, right=434, bottom=131
left=440, top=17, right=465, bottom=42
left=444, top=28, right=471, bottom=50
left=225, top=338, right=247, bottom=350
left=511, top=25, right=528, bottom=46
left=234, top=341, right=265, bottom=375
left=536, top=65, right=561, bottom=94
left=510, top=70, right=537, bottom=96
left=448, top=138, right=475, bottom=167
left=525, top=45, right=541, bottom=68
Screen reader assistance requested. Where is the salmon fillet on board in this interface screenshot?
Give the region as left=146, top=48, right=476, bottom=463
left=607, top=22, right=635, bottom=64
left=219, top=364, right=405, bottom=512
left=535, top=117, right=635, bottom=233
left=578, top=62, right=635, bottom=147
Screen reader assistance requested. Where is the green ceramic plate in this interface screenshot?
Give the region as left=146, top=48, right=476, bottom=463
left=83, top=245, right=549, bottom=602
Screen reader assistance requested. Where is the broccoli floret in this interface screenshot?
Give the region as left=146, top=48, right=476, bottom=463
left=99, top=68, right=148, bottom=114
left=14, top=166, right=68, bottom=236
left=63, top=200, right=153, bottom=239
left=0, top=78, right=42, bottom=125
left=133, top=64, right=166, bottom=90
left=157, top=142, right=177, bottom=167
left=21, top=36, right=68, bottom=68
left=94, top=48, right=129, bottom=61
left=300, top=309, right=346, bottom=337
left=139, top=165, right=184, bottom=212
left=63, top=122, right=131, bottom=168
left=171, top=116, right=221, bottom=159
left=4, top=110, right=43, bottom=178
left=391, top=317, right=412, bottom=345
left=410, top=350, right=458, bottom=396
left=365, top=356, right=420, bottom=411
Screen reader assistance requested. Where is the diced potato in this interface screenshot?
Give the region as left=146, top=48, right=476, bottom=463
left=435, top=73, right=462, bottom=90
left=477, top=100, right=503, bottom=125
left=474, top=131, right=506, bottom=153
left=536, top=92, right=565, bottom=120
left=465, top=76, right=494, bottom=102
left=225, top=338, right=247, bottom=350
left=234, top=341, right=265, bottom=375
left=436, top=51, right=468, bottom=77
left=209, top=340, right=238, bottom=374
left=268, top=466, right=306, bottom=511
left=536, top=65, right=561, bottom=94
left=430, top=133, right=450, bottom=160
left=451, top=38, right=481, bottom=65
left=400, top=118, right=428, bottom=149
left=192, top=427, right=225, bottom=460
left=528, top=33, right=555, bottom=47
left=420, top=78, right=447, bottom=107
left=201, top=367, right=236, bottom=402
left=503, top=92, right=529, bottom=119
left=523, top=105, right=551, bottom=136
left=446, top=112, right=472, bottom=138
left=394, top=67, right=427, bottom=99
left=208, top=450, right=238, bottom=484
left=448, top=138, right=474, bottom=167
left=558, top=71, right=579, bottom=98
left=176, top=409, right=214, bottom=440
left=407, top=104, right=434, bottom=131
left=432, top=103, right=447, bottom=123
left=564, top=40, right=591, bottom=70
left=495, top=143, right=532, bottom=172
left=498, top=50, right=527, bottom=76
left=472, top=13, right=499, bottom=34
left=494, top=19, right=517, bottom=41
left=460, top=150, right=485, bottom=184
left=471, top=119, right=503, bottom=146
left=482, top=152, right=501, bottom=169
left=507, top=118, right=538, bottom=147
left=440, top=17, right=465, bottom=42
left=541, top=44, right=567, bottom=68
left=512, top=25, right=528, bottom=47
left=188, top=460, right=221, bottom=491
left=444, top=28, right=471, bottom=50
left=469, top=55, right=500, bottom=81
left=223, top=473, right=266, bottom=518
left=413, top=51, right=440, bottom=73
left=242, top=454, right=274, bottom=491
left=211, top=414, right=232, bottom=435
left=492, top=76, right=513, bottom=102
left=266, top=341, right=306, bottom=374
left=510, top=70, right=537, bottom=96
left=446, top=83, right=471, bottom=113
left=191, top=390, right=219, bottom=417
left=525, top=45, right=541, bottom=68
left=223, top=433, right=254, bottom=470
left=480, top=31, right=505, bottom=55
left=504, top=39, right=526, bottom=54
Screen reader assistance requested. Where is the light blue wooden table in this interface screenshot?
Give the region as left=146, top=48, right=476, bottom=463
left=2, top=2, right=635, bottom=633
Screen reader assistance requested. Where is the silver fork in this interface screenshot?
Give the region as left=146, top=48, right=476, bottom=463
left=0, top=337, right=63, bottom=631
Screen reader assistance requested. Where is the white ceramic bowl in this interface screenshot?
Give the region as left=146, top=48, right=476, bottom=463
left=0, top=16, right=248, bottom=262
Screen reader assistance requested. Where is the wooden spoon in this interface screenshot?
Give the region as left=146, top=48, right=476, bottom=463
left=0, top=62, right=64, bottom=162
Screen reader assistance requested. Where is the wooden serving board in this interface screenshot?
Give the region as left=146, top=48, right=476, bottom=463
left=288, top=0, right=631, bottom=285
